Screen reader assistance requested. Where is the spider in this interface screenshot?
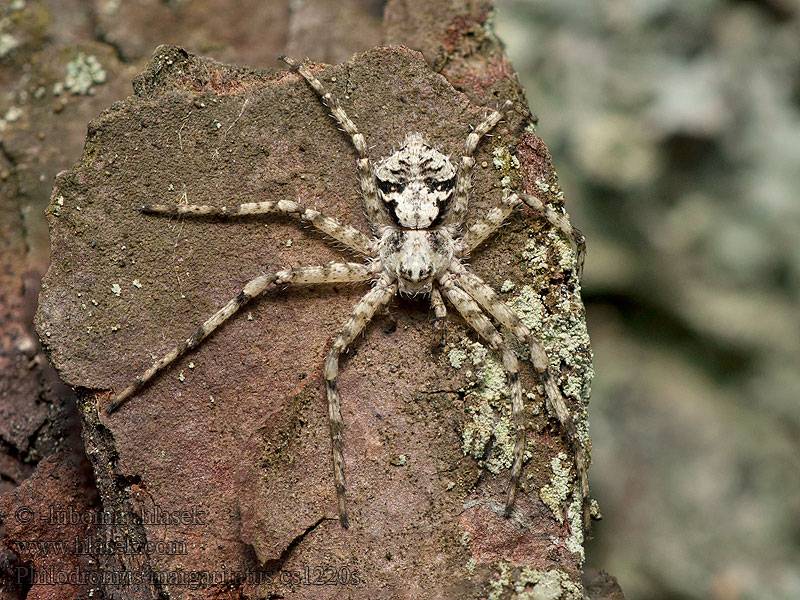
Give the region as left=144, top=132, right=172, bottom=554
left=105, top=55, right=589, bottom=530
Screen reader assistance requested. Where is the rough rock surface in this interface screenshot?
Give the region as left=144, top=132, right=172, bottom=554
left=35, top=43, right=592, bottom=598
left=0, top=449, right=100, bottom=599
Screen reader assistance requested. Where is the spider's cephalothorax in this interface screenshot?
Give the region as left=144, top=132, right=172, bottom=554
left=108, top=55, right=590, bottom=532
left=379, top=228, right=453, bottom=294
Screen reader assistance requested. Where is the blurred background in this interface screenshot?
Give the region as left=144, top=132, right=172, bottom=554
left=495, top=1, right=800, bottom=598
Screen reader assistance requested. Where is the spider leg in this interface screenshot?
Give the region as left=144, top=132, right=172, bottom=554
left=324, top=278, right=398, bottom=528
left=456, top=191, right=585, bottom=278
left=438, top=274, right=524, bottom=517
left=450, top=263, right=590, bottom=529
left=517, top=192, right=585, bottom=278
left=447, top=100, right=515, bottom=227
left=279, top=56, right=387, bottom=230
left=430, top=287, right=447, bottom=350
left=141, top=199, right=373, bottom=256
left=107, top=262, right=374, bottom=415
left=455, top=192, right=519, bottom=256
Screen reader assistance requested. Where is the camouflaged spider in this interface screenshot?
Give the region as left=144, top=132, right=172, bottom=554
left=106, top=55, right=589, bottom=529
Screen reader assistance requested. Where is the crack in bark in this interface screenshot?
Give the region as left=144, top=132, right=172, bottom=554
left=261, top=516, right=329, bottom=573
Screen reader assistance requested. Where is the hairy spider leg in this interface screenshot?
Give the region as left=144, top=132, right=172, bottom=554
left=430, top=286, right=447, bottom=349
left=107, top=262, right=373, bottom=414
left=451, top=264, right=590, bottom=528
left=456, top=191, right=585, bottom=278
left=323, top=279, right=398, bottom=528
left=141, top=199, right=374, bottom=256
left=455, top=193, right=518, bottom=256
left=447, top=100, right=515, bottom=227
left=280, top=56, right=387, bottom=230
left=515, top=192, right=585, bottom=278
left=438, top=274, right=524, bottom=517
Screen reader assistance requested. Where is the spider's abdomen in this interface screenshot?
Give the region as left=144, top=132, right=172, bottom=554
left=374, top=133, right=457, bottom=230
left=379, top=229, right=453, bottom=294
left=385, top=180, right=445, bottom=229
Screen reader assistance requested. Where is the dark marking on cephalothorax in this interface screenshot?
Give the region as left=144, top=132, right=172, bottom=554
left=385, top=230, right=405, bottom=253
left=384, top=199, right=402, bottom=227
left=428, top=230, right=448, bottom=254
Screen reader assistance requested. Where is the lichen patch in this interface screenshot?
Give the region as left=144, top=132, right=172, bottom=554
left=457, top=340, right=520, bottom=474
left=55, top=53, right=107, bottom=96
left=488, top=561, right=583, bottom=599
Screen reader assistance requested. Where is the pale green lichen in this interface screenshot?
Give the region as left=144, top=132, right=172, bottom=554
left=461, top=145, right=592, bottom=573
left=539, top=453, right=585, bottom=561
left=0, top=32, right=18, bottom=59
left=52, top=195, right=65, bottom=217
left=506, top=233, right=594, bottom=449
left=533, top=178, right=565, bottom=203
left=492, top=145, right=521, bottom=189
left=538, top=452, right=572, bottom=523
left=565, top=492, right=585, bottom=560
left=60, top=53, right=107, bottom=96
left=507, top=283, right=547, bottom=335
left=488, top=561, right=513, bottom=600
left=489, top=562, right=583, bottom=599
left=110, top=283, right=122, bottom=297
left=465, top=557, right=476, bottom=574
left=515, top=567, right=583, bottom=600
left=448, top=348, right=467, bottom=369
left=458, top=340, right=519, bottom=474
left=460, top=530, right=471, bottom=547
left=520, top=232, right=574, bottom=274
